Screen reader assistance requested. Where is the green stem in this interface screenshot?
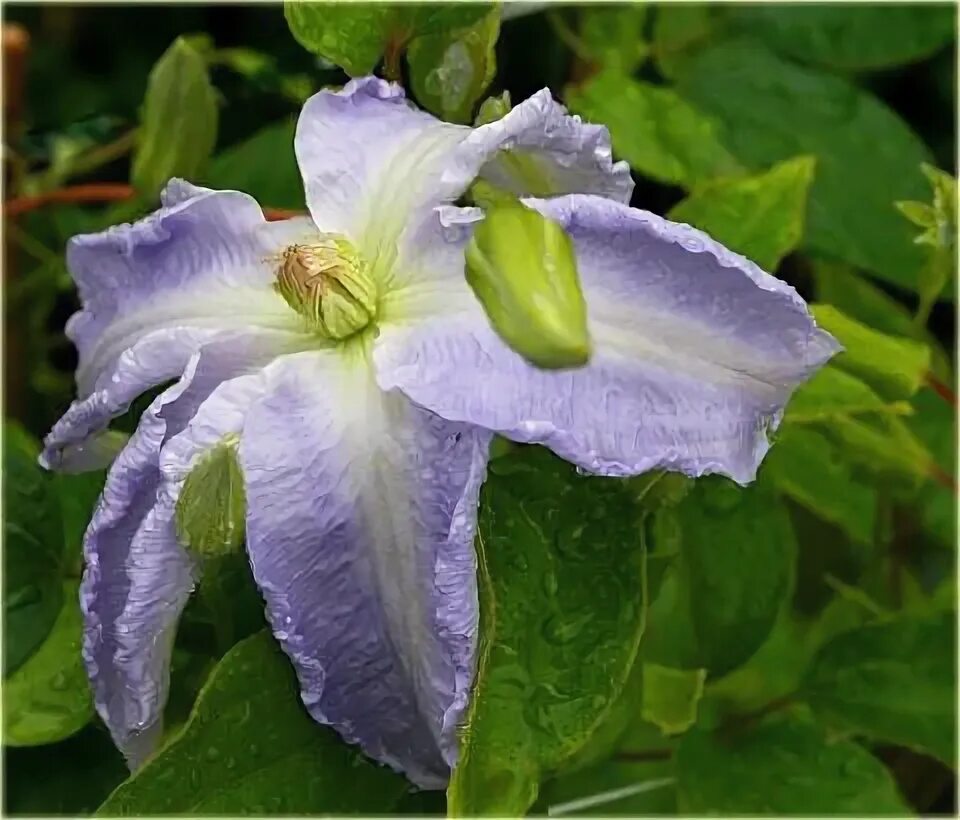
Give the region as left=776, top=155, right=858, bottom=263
left=37, top=128, right=139, bottom=190
left=546, top=9, right=593, bottom=63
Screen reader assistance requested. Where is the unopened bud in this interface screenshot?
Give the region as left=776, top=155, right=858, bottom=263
left=175, top=436, right=245, bottom=558
left=465, top=201, right=591, bottom=369
left=475, top=91, right=512, bottom=126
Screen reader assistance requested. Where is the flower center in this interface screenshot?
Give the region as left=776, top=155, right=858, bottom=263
left=275, top=237, right=376, bottom=341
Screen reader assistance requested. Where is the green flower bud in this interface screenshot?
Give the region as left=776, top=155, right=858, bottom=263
left=175, top=435, right=246, bottom=558
left=467, top=179, right=518, bottom=209
left=474, top=91, right=512, bottom=126
left=465, top=201, right=591, bottom=370
left=275, top=237, right=376, bottom=340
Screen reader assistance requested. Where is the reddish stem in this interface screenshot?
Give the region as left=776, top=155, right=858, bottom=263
left=926, top=372, right=958, bottom=408
left=4, top=183, right=135, bottom=216
left=263, top=207, right=305, bottom=222
left=3, top=183, right=304, bottom=221
left=930, top=464, right=957, bottom=493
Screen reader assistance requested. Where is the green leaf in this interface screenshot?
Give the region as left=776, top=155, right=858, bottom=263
left=205, top=119, right=302, bottom=210
left=3, top=423, right=64, bottom=677
left=408, top=7, right=500, bottom=124
left=284, top=1, right=392, bottom=75
left=175, top=437, right=246, bottom=558
left=813, top=260, right=917, bottom=338
left=4, top=580, right=92, bottom=746
left=763, top=424, right=877, bottom=546
left=566, top=71, right=741, bottom=188
left=448, top=447, right=648, bottom=815
left=579, top=3, right=649, bottom=74
left=784, top=364, right=913, bottom=425
left=405, top=3, right=492, bottom=36
left=676, top=41, right=933, bottom=292
left=812, top=260, right=952, bottom=382
left=802, top=614, right=955, bottom=765
left=643, top=476, right=795, bottom=677
left=811, top=305, right=931, bottom=399
left=731, top=4, right=956, bottom=71
left=284, top=1, right=490, bottom=76
left=651, top=3, right=719, bottom=78
left=558, top=654, right=646, bottom=774
left=702, top=612, right=815, bottom=720
left=132, top=37, right=218, bottom=199
left=784, top=365, right=912, bottom=424
left=906, top=388, right=957, bottom=548
left=97, top=631, right=409, bottom=815
left=641, top=663, right=707, bottom=735
left=465, top=200, right=591, bottom=369
left=825, top=413, right=935, bottom=486
left=668, top=155, right=815, bottom=270
left=676, top=712, right=911, bottom=814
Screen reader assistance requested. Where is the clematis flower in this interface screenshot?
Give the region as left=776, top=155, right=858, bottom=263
left=42, top=77, right=838, bottom=788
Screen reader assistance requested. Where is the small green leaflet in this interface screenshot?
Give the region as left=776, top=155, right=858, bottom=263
left=811, top=304, right=931, bottom=400
left=896, top=164, right=957, bottom=322
left=640, top=663, right=707, bottom=736
left=784, top=365, right=912, bottom=425
left=668, top=155, right=815, bottom=271
left=812, top=260, right=953, bottom=381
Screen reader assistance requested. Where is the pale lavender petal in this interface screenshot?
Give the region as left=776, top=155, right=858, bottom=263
left=463, top=87, right=633, bottom=204
left=239, top=351, right=490, bottom=788
left=295, top=79, right=631, bottom=281
left=81, top=333, right=288, bottom=767
left=43, top=177, right=313, bottom=470
left=375, top=194, right=839, bottom=485
left=81, top=386, right=194, bottom=767
left=41, top=328, right=302, bottom=472
left=295, top=77, right=462, bottom=241
left=65, top=180, right=306, bottom=399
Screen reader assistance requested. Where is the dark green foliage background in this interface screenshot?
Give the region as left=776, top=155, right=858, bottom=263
left=3, top=3, right=956, bottom=816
